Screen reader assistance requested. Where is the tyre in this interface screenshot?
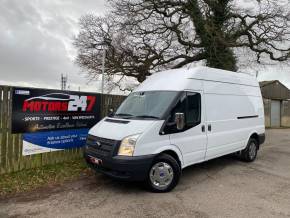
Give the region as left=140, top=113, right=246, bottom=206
left=146, top=153, right=181, bottom=193
left=241, top=138, right=258, bottom=162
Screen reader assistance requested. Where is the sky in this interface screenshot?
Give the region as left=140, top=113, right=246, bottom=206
left=0, top=0, right=108, bottom=92
left=0, top=0, right=289, bottom=93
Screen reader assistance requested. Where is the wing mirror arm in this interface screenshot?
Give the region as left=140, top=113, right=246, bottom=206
left=108, top=108, right=114, bottom=117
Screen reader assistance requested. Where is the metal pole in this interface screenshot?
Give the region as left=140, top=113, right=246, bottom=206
left=101, top=48, right=106, bottom=94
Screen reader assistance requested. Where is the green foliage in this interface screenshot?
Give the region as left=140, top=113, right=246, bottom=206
left=0, top=159, right=92, bottom=196
left=205, top=47, right=238, bottom=72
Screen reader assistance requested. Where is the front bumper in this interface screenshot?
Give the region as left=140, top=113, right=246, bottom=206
left=84, top=151, right=155, bottom=181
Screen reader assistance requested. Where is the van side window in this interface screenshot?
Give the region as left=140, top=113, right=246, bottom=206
left=186, top=93, right=201, bottom=126
left=165, top=92, right=201, bottom=133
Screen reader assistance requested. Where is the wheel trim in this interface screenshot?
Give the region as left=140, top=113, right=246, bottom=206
left=249, top=142, right=257, bottom=160
left=149, top=162, right=174, bottom=190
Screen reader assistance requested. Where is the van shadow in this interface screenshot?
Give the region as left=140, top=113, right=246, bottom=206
left=182, top=154, right=239, bottom=176
left=98, top=154, right=240, bottom=193
left=177, top=155, right=240, bottom=190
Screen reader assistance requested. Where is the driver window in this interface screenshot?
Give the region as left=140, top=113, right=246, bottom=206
left=167, top=92, right=201, bottom=131
left=170, top=93, right=187, bottom=121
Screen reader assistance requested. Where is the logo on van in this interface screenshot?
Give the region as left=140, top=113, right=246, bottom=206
left=96, top=141, right=102, bottom=147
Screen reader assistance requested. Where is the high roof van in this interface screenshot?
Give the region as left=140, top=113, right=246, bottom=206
left=84, top=66, right=265, bottom=192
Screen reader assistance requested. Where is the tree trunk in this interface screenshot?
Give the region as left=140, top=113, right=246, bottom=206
left=188, top=0, right=238, bottom=72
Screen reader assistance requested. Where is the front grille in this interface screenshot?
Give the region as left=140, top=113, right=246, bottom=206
left=86, top=135, right=118, bottom=157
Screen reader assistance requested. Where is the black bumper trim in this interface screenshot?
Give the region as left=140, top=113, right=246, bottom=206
left=84, top=152, right=155, bottom=181
left=258, top=133, right=266, bottom=145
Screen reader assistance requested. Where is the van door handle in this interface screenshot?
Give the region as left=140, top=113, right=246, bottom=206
left=208, top=124, right=212, bottom=132
left=201, top=125, right=205, bottom=132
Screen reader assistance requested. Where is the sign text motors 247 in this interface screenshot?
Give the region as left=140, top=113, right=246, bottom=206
left=12, top=87, right=101, bottom=134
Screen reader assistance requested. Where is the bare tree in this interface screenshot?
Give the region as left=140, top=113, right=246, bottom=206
left=74, top=0, right=290, bottom=85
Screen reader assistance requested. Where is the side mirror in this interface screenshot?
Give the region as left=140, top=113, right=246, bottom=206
left=175, top=113, right=185, bottom=130
left=108, top=108, right=114, bottom=117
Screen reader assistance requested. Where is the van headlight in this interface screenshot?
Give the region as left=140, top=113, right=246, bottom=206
left=118, top=134, right=140, bottom=156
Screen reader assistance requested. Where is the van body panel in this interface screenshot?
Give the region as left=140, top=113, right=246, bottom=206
left=134, top=69, right=204, bottom=92
left=125, top=121, right=185, bottom=165
left=152, top=144, right=184, bottom=166
left=169, top=90, right=207, bottom=167
left=202, top=80, right=260, bottom=96
left=88, top=118, right=155, bottom=141
left=170, top=127, right=207, bottom=167
left=133, top=121, right=170, bottom=154
left=135, top=66, right=259, bottom=92
left=203, top=78, right=265, bottom=159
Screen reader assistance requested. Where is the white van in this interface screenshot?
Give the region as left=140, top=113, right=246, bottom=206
left=84, top=67, right=265, bottom=192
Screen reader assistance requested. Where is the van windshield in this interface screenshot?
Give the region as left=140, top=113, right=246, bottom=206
left=114, top=91, right=179, bottom=120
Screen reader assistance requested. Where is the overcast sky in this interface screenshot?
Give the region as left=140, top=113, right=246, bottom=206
left=0, top=0, right=108, bottom=92
left=0, top=0, right=289, bottom=92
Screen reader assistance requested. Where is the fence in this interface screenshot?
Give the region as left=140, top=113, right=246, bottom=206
left=0, top=86, right=126, bottom=175
left=282, top=100, right=290, bottom=127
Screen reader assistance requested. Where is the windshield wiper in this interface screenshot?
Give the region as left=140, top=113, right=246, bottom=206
left=114, top=113, right=134, bottom=118
left=134, top=115, right=160, bottom=119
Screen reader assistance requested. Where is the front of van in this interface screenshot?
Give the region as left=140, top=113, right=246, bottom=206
left=84, top=90, right=180, bottom=182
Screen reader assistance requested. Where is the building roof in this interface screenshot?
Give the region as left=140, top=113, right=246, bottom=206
left=259, top=80, right=277, bottom=87
left=259, top=80, right=290, bottom=100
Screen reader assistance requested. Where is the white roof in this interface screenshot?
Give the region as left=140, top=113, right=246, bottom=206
left=134, top=66, right=258, bottom=92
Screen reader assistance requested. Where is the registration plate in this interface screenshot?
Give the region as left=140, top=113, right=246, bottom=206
left=89, top=156, right=103, bottom=165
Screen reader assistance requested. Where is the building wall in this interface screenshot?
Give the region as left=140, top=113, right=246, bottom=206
left=261, top=81, right=290, bottom=128
left=263, top=98, right=271, bottom=128
left=263, top=98, right=290, bottom=128
left=282, top=100, right=290, bottom=127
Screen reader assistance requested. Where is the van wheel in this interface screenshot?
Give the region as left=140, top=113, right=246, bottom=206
left=241, top=138, right=258, bottom=162
left=147, top=154, right=181, bottom=193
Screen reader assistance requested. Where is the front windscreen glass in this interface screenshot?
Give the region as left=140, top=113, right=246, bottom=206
left=115, top=91, right=179, bottom=119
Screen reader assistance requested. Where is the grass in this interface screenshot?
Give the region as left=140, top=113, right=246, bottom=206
left=0, top=159, right=93, bottom=197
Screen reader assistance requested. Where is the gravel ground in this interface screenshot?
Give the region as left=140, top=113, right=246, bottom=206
left=1, top=129, right=290, bottom=218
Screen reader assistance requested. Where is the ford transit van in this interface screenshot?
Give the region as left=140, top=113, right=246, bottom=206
left=84, top=67, right=265, bottom=192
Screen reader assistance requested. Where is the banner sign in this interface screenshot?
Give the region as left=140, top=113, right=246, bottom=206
left=12, top=87, right=101, bottom=134
left=22, top=128, right=89, bottom=156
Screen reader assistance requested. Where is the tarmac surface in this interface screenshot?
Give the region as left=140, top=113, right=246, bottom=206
left=1, top=129, right=290, bottom=218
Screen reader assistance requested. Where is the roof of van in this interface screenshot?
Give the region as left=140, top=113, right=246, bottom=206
left=134, top=66, right=259, bottom=92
